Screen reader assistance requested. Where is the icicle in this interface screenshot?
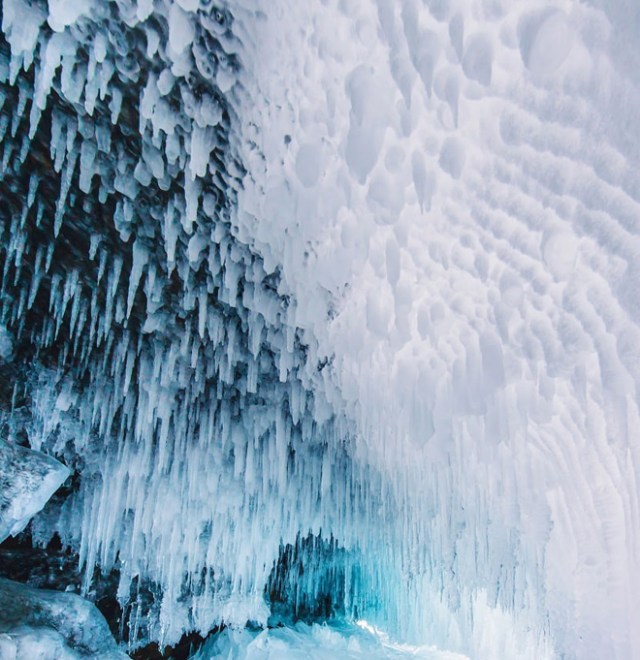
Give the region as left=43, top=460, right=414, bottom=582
left=109, top=87, right=123, bottom=125
left=33, top=33, right=66, bottom=110
left=27, top=245, right=45, bottom=309
left=0, top=113, right=10, bottom=146
left=26, top=172, right=39, bottom=209
left=126, top=240, right=149, bottom=319
left=10, top=80, right=29, bottom=138
left=79, top=139, right=97, bottom=193
left=54, top=143, right=79, bottom=237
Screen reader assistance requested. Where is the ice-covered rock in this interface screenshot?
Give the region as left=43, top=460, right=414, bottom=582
left=0, top=439, right=70, bottom=543
left=0, top=626, right=80, bottom=660
left=0, top=578, right=128, bottom=659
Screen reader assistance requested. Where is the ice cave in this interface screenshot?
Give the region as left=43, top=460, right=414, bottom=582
left=0, top=0, right=639, bottom=658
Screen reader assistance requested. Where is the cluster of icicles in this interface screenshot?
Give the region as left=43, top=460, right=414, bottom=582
left=0, top=0, right=399, bottom=648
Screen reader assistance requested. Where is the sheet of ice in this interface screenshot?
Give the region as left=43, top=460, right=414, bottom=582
left=0, top=578, right=128, bottom=659
left=191, top=621, right=468, bottom=660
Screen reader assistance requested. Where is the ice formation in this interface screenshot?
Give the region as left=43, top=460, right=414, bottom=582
left=0, top=0, right=639, bottom=658
left=192, top=620, right=469, bottom=660
left=0, top=577, right=129, bottom=659
left=0, top=436, right=70, bottom=542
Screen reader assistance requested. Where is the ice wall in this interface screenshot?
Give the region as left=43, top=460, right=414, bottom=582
left=1, top=0, right=639, bottom=658
left=231, top=0, right=640, bottom=657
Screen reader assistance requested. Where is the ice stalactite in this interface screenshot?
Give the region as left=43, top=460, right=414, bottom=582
left=0, top=0, right=395, bottom=652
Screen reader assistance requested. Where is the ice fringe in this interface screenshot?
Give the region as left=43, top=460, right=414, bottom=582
left=0, top=0, right=388, bottom=650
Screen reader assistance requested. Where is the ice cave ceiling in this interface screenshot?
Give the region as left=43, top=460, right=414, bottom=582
left=0, top=0, right=639, bottom=658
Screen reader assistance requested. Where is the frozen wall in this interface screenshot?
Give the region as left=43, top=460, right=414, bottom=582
left=1, top=0, right=639, bottom=658
left=231, top=1, right=640, bottom=656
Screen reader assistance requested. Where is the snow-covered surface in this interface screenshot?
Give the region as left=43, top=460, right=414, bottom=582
left=0, top=578, right=128, bottom=659
left=0, top=0, right=638, bottom=658
left=0, top=438, right=70, bottom=542
left=191, top=621, right=468, bottom=660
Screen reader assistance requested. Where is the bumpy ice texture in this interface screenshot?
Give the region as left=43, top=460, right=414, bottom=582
left=192, top=620, right=469, bottom=660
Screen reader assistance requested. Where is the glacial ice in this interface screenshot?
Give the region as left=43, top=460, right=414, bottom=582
left=0, top=0, right=638, bottom=658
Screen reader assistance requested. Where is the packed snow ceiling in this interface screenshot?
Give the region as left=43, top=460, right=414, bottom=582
left=0, top=0, right=639, bottom=658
